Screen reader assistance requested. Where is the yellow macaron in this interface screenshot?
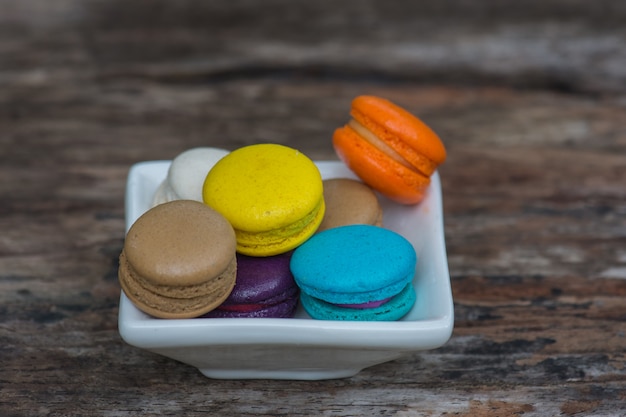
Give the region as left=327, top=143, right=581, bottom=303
left=203, top=144, right=325, bottom=256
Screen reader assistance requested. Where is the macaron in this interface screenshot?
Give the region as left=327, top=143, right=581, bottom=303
left=317, top=178, right=383, bottom=232
left=202, top=252, right=299, bottom=318
left=118, top=200, right=237, bottom=319
left=152, top=147, right=230, bottom=207
left=290, top=225, right=417, bottom=321
left=332, top=95, right=446, bottom=205
left=203, top=143, right=325, bottom=257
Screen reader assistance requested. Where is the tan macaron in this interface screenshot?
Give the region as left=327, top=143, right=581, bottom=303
left=317, top=178, right=383, bottom=232
left=118, top=200, right=237, bottom=319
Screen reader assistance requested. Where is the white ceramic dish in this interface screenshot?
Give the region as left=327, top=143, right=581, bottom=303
left=118, top=160, right=454, bottom=380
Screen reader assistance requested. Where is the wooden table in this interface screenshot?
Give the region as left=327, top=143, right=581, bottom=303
left=2, top=1, right=625, bottom=415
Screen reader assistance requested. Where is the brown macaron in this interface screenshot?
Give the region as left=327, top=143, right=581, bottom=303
left=118, top=200, right=237, bottom=319
left=317, top=178, right=383, bottom=232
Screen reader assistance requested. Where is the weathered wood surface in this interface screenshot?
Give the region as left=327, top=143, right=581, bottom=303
left=1, top=0, right=625, bottom=415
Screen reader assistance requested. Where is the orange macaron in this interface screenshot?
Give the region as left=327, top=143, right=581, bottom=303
left=332, top=95, right=446, bottom=204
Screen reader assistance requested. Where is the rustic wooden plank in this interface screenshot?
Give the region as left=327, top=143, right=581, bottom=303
left=1, top=0, right=625, bottom=95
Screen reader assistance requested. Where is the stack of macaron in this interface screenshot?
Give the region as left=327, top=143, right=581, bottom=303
left=119, top=95, right=446, bottom=322
left=201, top=253, right=299, bottom=318
left=202, top=144, right=326, bottom=257
left=290, top=225, right=417, bottom=321
left=200, top=143, right=327, bottom=319
left=119, top=200, right=238, bottom=319
left=333, top=95, right=446, bottom=204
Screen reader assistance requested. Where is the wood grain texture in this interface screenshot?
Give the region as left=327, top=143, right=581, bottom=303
left=1, top=0, right=625, bottom=415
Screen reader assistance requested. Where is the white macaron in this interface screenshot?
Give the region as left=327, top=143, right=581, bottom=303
left=152, top=147, right=230, bottom=206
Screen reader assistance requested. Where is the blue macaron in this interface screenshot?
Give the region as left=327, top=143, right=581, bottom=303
left=290, top=225, right=417, bottom=321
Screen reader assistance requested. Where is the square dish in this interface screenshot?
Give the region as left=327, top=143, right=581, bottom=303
left=118, top=160, right=454, bottom=380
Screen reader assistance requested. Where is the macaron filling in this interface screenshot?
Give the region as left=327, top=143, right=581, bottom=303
left=119, top=251, right=237, bottom=318
left=350, top=96, right=443, bottom=177
left=348, top=119, right=414, bottom=171
left=216, top=304, right=267, bottom=313
left=120, top=254, right=236, bottom=298
left=235, top=198, right=325, bottom=256
left=214, top=285, right=300, bottom=313
left=336, top=296, right=393, bottom=309
left=203, top=296, right=299, bottom=319
left=297, top=272, right=412, bottom=306
left=299, top=284, right=416, bottom=321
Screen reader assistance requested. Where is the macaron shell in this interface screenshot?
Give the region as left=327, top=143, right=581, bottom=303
left=124, top=200, right=236, bottom=286
left=152, top=147, right=229, bottom=206
left=351, top=95, right=446, bottom=176
left=300, top=283, right=416, bottom=321
left=203, top=144, right=323, bottom=232
left=119, top=252, right=235, bottom=300
left=333, top=125, right=430, bottom=205
left=318, top=178, right=383, bottom=232
left=119, top=253, right=236, bottom=319
left=203, top=144, right=325, bottom=256
left=290, top=225, right=417, bottom=305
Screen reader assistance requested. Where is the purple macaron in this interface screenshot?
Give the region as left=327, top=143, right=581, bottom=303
left=202, top=252, right=299, bottom=318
